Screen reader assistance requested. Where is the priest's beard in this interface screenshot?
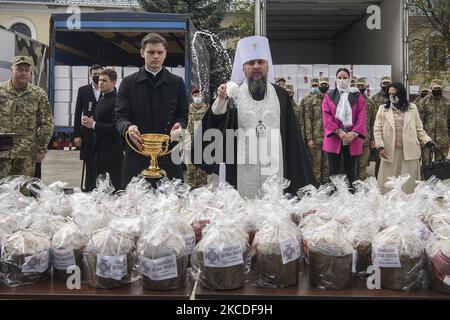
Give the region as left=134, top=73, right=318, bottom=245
left=248, top=75, right=267, bottom=101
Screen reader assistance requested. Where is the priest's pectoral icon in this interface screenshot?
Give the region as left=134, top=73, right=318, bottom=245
left=256, top=121, right=266, bottom=137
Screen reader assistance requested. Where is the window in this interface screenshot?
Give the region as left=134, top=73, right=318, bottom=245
left=6, top=17, right=37, bottom=40
left=10, top=23, right=32, bottom=38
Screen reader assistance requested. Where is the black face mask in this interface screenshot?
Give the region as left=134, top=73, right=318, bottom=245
left=432, top=90, right=443, bottom=97
left=359, top=88, right=366, bottom=95
left=319, top=86, right=329, bottom=94
left=420, top=92, right=429, bottom=98
left=381, top=86, right=388, bottom=93
left=92, top=76, right=100, bottom=85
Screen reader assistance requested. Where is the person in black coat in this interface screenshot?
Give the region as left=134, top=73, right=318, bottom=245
left=114, top=33, right=188, bottom=188
left=81, top=69, right=123, bottom=191
left=73, top=64, right=104, bottom=191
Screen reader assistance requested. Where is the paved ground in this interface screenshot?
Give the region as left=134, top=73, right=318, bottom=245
left=41, top=150, right=376, bottom=188
left=41, top=150, right=83, bottom=188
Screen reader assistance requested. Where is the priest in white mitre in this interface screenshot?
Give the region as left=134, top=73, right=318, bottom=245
left=191, top=36, right=315, bottom=198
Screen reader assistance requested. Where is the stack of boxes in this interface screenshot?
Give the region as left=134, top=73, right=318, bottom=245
left=53, top=66, right=72, bottom=127
left=53, top=66, right=187, bottom=128
left=71, top=66, right=89, bottom=126
left=273, top=64, right=392, bottom=103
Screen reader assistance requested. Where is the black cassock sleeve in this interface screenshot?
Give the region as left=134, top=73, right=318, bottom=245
left=275, top=85, right=317, bottom=195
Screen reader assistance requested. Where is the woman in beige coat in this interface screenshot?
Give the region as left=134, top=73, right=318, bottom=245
left=374, top=82, right=435, bottom=194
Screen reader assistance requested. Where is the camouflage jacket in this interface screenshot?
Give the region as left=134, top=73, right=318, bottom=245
left=291, top=98, right=303, bottom=139
left=304, top=92, right=326, bottom=144
left=362, top=94, right=376, bottom=145
left=187, top=102, right=208, bottom=138
left=418, top=95, right=450, bottom=147
left=297, top=93, right=314, bottom=141
left=0, top=80, right=54, bottom=159
left=371, top=90, right=389, bottom=110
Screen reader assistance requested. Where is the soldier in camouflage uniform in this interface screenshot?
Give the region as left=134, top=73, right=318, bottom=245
left=412, top=84, right=430, bottom=106
left=304, top=77, right=329, bottom=184
left=419, top=79, right=450, bottom=166
left=414, top=84, right=431, bottom=168
left=297, top=78, right=319, bottom=141
left=0, top=56, right=54, bottom=179
left=286, top=84, right=303, bottom=140
left=186, top=88, right=209, bottom=188
left=371, top=76, right=391, bottom=178
left=355, top=77, right=376, bottom=181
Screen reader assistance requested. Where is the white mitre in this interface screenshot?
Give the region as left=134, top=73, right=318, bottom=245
left=230, top=36, right=275, bottom=86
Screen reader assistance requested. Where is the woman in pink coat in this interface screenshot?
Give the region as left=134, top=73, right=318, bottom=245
left=322, top=68, right=366, bottom=188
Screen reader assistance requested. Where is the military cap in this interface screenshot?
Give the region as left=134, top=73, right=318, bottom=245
left=419, top=84, right=430, bottom=93
left=355, top=77, right=367, bottom=85
left=311, top=78, right=319, bottom=85
left=430, top=79, right=444, bottom=89
left=381, top=76, right=392, bottom=84
left=276, top=76, right=286, bottom=83
left=318, top=77, right=329, bottom=85
left=12, top=56, right=33, bottom=68
left=285, top=84, right=294, bottom=92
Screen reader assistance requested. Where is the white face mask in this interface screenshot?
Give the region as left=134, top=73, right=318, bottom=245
left=337, top=78, right=350, bottom=90
left=390, top=95, right=399, bottom=104
left=193, top=96, right=202, bottom=105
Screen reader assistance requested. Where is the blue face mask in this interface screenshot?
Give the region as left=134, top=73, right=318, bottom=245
left=311, top=87, right=319, bottom=94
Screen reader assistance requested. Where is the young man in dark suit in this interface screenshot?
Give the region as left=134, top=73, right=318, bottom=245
left=73, top=64, right=103, bottom=191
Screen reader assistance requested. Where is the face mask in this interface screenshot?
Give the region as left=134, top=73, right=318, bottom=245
left=390, top=95, right=399, bottom=105
left=311, top=87, right=319, bottom=94
left=336, top=78, right=350, bottom=90
left=359, top=88, right=366, bottom=95
left=420, top=92, right=429, bottom=98
left=193, top=96, right=203, bottom=105
left=381, top=86, right=388, bottom=93
left=319, top=86, right=329, bottom=94
left=432, top=90, right=443, bottom=97
left=92, top=76, right=100, bottom=85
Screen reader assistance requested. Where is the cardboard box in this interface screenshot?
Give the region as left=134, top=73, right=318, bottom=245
left=53, top=102, right=71, bottom=126
left=375, top=65, right=392, bottom=78
left=171, top=67, right=185, bottom=79
left=353, top=65, right=376, bottom=78
left=312, top=64, right=329, bottom=78
left=54, top=65, right=71, bottom=78
left=54, top=78, right=71, bottom=90
left=72, top=78, right=88, bottom=92
left=282, top=64, right=298, bottom=77
left=123, top=66, right=139, bottom=77
left=54, top=90, right=71, bottom=102
left=273, top=65, right=283, bottom=78
left=71, top=66, right=89, bottom=79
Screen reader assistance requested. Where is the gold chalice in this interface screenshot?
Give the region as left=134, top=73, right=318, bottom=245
left=125, top=133, right=173, bottom=179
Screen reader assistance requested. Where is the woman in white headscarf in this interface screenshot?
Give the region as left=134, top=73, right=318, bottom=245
left=322, top=68, right=367, bottom=189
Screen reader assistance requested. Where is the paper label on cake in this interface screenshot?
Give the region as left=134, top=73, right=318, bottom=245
left=95, top=255, right=127, bottom=280
left=431, top=250, right=450, bottom=282
left=183, top=232, right=196, bottom=255
left=140, top=255, right=178, bottom=281
left=203, top=242, right=244, bottom=268
left=22, top=249, right=50, bottom=274
left=52, top=247, right=76, bottom=270
left=352, top=250, right=357, bottom=273
left=280, top=237, right=301, bottom=265
left=373, top=245, right=401, bottom=268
